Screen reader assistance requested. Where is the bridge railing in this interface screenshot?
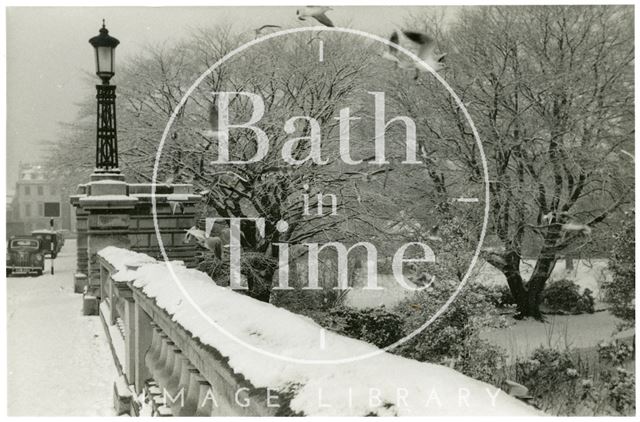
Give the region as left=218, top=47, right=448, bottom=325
left=96, top=246, right=538, bottom=417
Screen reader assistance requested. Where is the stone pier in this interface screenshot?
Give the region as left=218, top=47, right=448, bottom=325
left=70, top=172, right=199, bottom=313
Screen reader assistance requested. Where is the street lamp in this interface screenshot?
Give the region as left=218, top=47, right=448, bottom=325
left=89, top=20, right=120, bottom=172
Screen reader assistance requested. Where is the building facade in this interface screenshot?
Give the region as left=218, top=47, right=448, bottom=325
left=7, top=163, right=73, bottom=236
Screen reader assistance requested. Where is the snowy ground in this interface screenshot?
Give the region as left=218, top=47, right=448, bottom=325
left=343, top=258, right=624, bottom=362
left=480, top=312, right=624, bottom=362
left=7, top=240, right=117, bottom=416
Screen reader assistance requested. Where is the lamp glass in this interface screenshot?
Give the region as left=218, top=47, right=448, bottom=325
left=95, top=46, right=114, bottom=75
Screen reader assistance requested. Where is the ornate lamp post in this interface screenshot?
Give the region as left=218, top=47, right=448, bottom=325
left=89, top=20, right=120, bottom=173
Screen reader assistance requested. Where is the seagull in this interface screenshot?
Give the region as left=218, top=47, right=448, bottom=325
left=296, top=6, right=334, bottom=27
left=381, top=31, right=412, bottom=69
left=561, top=222, right=592, bottom=236
left=254, top=24, right=282, bottom=37
left=620, top=149, right=635, bottom=162
left=184, top=227, right=225, bottom=260
left=383, top=29, right=447, bottom=78
left=352, top=181, right=362, bottom=204
left=184, top=226, right=207, bottom=245
left=426, top=225, right=443, bottom=242
left=542, top=212, right=554, bottom=224
left=343, top=168, right=393, bottom=183
left=203, top=236, right=223, bottom=260
left=203, top=102, right=220, bottom=139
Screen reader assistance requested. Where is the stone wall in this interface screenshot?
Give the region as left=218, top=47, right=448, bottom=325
left=96, top=247, right=540, bottom=417
left=70, top=175, right=200, bottom=303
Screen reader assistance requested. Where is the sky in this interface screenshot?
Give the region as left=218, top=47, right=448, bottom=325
left=5, top=6, right=459, bottom=188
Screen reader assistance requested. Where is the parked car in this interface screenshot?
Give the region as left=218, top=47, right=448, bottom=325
left=7, top=236, right=45, bottom=276
left=30, top=230, right=62, bottom=258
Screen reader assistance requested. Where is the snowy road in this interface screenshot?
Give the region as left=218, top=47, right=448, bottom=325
left=7, top=240, right=116, bottom=416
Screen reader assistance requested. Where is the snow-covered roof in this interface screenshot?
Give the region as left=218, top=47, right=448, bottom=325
left=97, top=247, right=539, bottom=416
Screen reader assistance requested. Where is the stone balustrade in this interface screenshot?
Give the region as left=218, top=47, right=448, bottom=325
left=96, top=247, right=539, bottom=417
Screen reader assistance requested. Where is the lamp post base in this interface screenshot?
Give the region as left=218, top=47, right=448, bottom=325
left=91, top=169, right=125, bottom=182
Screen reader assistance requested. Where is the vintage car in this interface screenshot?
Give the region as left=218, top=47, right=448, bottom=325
left=7, top=236, right=45, bottom=276
left=31, top=230, right=62, bottom=258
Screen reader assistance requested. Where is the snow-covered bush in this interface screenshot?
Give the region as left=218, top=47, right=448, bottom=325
left=474, top=283, right=516, bottom=309
left=392, top=282, right=508, bottom=382
left=516, top=347, right=578, bottom=401
left=598, top=340, right=633, bottom=366
left=515, top=344, right=635, bottom=415
left=603, top=209, right=635, bottom=326
left=542, top=279, right=595, bottom=314
left=309, top=306, right=405, bottom=348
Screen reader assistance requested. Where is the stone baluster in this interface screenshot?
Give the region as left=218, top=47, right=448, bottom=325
left=174, top=364, right=200, bottom=415
left=157, top=343, right=180, bottom=390
left=153, top=338, right=175, bottom=387
left=164, top=350, right=185, bottom=399
left=144, top=324, right=162, bottom=375
left=194, top=377, right=215, bottom=416
left=151, top=334, right=169, bottom=375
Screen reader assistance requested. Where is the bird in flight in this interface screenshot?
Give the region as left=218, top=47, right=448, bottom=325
left=254, top=24, right=282, bottom=37
left=561, top=222, right=592, bottom=236
left=383, top=29, right=447, bottom=78
left=202, top=102, right=221, bottom=139
left=426, top=224, right=443, bottom=242
left=343, top=168, right=394, bottom=183
left=296, top=6, right=335, bottom=27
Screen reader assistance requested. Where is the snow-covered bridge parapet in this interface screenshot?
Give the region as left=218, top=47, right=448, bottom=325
left=97, top=247, right=539, bottom=417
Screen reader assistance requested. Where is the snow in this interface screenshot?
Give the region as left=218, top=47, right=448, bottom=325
left=98, top=247, right=539, bottom=416
left=99, top=245, right=157, bottom=276
left=79, top=195, right=137, bottom=201
left=166, top=193, right=193, bottom=201
left=7, top=240, right=117, bottom=416
left=481, top=312, right=624, bottom=362
left=89, top=179, right=127, bottom=185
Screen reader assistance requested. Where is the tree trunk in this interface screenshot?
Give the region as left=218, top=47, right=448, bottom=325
left=489, top=251, right=557, bottom=320
left=565, top=257, right=574, bottom=271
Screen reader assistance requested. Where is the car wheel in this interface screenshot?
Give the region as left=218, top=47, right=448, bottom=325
left=6, top=269, right=11, bottom=277
left=35, top=270, right=43, bottom=276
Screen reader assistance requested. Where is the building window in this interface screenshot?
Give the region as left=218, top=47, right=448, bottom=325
left=24, top=203, right=31, bottom=217
left=37, top=186, right=44, bottom=196
left=38, top=202, right=44, bottom=216
left=50, top=185, right=56, bottom=196
left=24, top=186, right=30, bottom=196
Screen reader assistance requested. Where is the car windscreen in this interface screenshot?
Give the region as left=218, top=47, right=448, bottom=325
left=10, top=239, right=39, bottom=249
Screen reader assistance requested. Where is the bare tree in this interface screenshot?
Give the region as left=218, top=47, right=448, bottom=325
left=397, top=5, right=634, bottom=319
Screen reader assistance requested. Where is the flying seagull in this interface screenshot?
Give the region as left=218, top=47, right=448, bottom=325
left=426, top=224, right=443, bottom=242
left=296, top=6, right=334, bottom=27
left=343, top=168, right=394, bottom=183
left=561, top=222, right=592, bottom=236
left=620, top=149, right=635, bottom=162
left=383, top=29, right=447, bottom=78
left=254, top=24, right=282, bottom=37
left=184, top=227, right=225, bottom=260
left=202, top=102, right=221, bottom=139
